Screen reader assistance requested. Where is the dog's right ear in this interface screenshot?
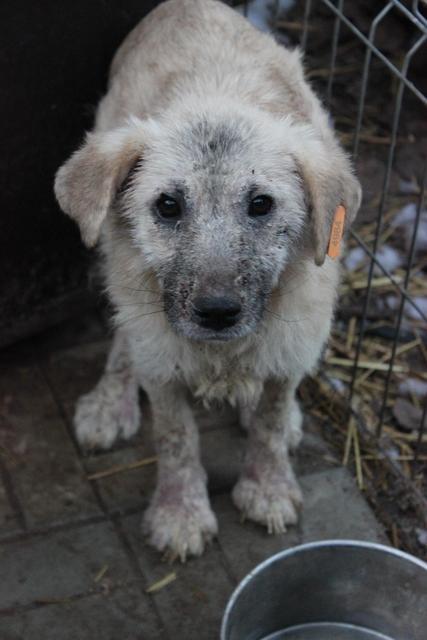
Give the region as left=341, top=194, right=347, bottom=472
left=54, top=120, right=145, bottom=247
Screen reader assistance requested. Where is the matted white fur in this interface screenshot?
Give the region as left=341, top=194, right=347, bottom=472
left=58, top=0, right=361, bottom=561
left=74, top=333, right=140, bottom=449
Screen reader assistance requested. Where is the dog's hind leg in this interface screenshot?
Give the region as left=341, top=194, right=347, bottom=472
left=142, top=381, right=217, bottom=561
left=232, top=378, right=303, bottom=534
left=74, top=332, right=140, bottom=450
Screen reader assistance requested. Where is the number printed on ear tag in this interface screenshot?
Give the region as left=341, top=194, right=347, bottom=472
left=327, top=205, right=346, bottom=259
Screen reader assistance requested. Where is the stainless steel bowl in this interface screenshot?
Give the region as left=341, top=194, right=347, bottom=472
left=221, top=540, right=427, bottom=640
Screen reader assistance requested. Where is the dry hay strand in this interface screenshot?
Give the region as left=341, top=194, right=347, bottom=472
left=87, top=456, right=157, bottom=481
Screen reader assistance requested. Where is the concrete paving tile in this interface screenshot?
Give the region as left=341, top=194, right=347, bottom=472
left=300, top=467, right=387, bottom=543
left=85, top=444, right=156, bottom=513
left=121, top=514, right=233, bottom=640
left=214, top=494, right=300, bottom=583
left=0, top=585, right=166, bottom=640
left=0, top=365, right=100, bottom=528
left=0, top=521, right=133, bottom=610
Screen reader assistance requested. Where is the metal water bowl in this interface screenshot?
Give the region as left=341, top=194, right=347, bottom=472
left=221, top=540, right=427, bottom=640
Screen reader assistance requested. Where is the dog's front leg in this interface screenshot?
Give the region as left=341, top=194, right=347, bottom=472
left=232, top=379, right=303, bottom=534
left=142, top=381, right=218, bottom=561
left=74, top=332, right=140, bottom=450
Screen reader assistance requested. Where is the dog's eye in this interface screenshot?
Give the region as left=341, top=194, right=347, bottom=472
left=248, top=195, right=273, bottom=217
left=156, top=194, right=181, bottom=220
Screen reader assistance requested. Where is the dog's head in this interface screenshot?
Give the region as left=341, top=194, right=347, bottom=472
left=55, top=103, right=360, bottom=341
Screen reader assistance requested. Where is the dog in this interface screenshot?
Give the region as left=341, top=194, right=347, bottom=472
left=54, top=0, right=361, bottom=561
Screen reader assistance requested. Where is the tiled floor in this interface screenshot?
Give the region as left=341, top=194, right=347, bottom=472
left=0, top=314, right=386, bottom=639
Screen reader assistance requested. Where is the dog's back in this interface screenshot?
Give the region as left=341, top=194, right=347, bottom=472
left=97, top=0, right=328, bottom=138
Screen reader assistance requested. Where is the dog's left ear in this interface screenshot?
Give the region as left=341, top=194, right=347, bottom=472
left=54, top=120, right=145, bottom=247
left=296, top=139, right=362, bottom=266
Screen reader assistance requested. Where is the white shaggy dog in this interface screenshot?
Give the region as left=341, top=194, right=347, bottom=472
left=55, top=0, right=361, bottom=560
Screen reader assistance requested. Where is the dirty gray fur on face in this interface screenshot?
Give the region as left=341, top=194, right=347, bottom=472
left=54, top=0, right=361, bottom=561
left=118, top=112, right=308, bottom=342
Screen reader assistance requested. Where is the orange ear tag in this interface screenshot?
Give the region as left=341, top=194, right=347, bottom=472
left=327, top=205, right=346, bottom=259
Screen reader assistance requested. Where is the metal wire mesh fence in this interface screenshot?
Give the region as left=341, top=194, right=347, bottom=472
left=303, top=0, right=426, bottom=549
left=237, top=0, right=427, bottom=552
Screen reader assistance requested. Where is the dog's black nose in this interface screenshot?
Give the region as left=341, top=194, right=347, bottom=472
left=193, top=295, right=241, bottom=329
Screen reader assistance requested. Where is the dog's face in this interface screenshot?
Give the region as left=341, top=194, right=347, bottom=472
left=122, top=115, right=307, bottom=341
left=55, top=106, right=361, bottom=342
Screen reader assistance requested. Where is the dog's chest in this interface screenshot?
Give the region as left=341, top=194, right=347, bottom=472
left=184, top=351, right=263, bottom=406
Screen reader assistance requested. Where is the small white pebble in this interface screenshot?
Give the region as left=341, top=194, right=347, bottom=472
left=398, top=378, right=427, bottom=397
left=236, top=0, right=295, bottom=32
left=329, top=378, right=346, bottom=393
left=392, top=203, right=427, bottom=254
left=373, top=245, right=402, bottom=274
left=393, top=203, right=418, bottom=228
left=344, top=246, right=366, bottom=271
left=344, top=245, right=402, bottom=274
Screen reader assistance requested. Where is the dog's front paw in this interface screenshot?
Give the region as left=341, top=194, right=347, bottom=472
left=232, top=471, right=302, bottom=534
left=143, top=484, right=218, bottom=562
left=74, top=371, right=140, bottom=450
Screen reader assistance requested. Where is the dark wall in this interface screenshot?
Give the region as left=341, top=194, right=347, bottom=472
left=0, top=0, right=161, bottom=347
